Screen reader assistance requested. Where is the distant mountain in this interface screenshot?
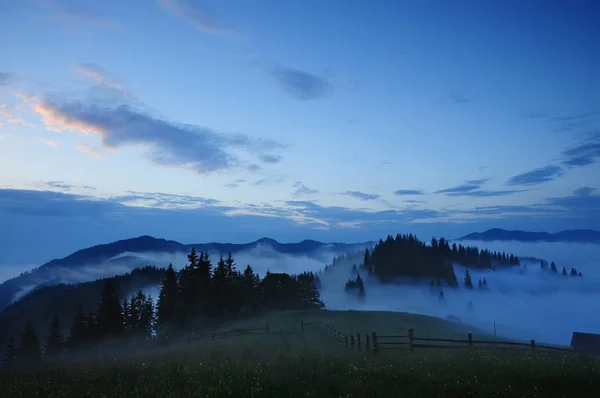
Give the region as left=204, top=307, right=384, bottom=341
left=0, top=235, right=373, bottom=310
left=458, top=228, right=600, bottom=243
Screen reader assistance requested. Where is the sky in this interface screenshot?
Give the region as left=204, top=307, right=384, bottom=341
left=1, top=0, right=599, bottom=264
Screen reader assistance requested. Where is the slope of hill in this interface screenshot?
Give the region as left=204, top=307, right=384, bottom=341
left=0, top=266, right=166, bottom=350
left=458, top=228, right=600, bottom=243
left=0, top=236, right=373, bottom=310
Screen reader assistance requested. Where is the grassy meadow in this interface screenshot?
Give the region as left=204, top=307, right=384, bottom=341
left=1, top=310, right=599, bottom=397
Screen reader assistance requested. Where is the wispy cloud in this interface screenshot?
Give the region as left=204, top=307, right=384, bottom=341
left=114, top=191, right=219, bottom=210
left=573, top=186, right=596, bottom=197
left=75, top=142, right=104, bottom=158
left=157, top=0, right=232, bottom=35
left=434, top=178, right=522, bottom=197
left=272, top=66, right=333, bottom=101
left=506, top=165, right=563, bottom=186
left=0, top=104, right=35, bottom=128
left=43, top=140, right=62, bottom=148
left=292, top=181, right=318, bottom=197
left=437, top=90, right=470, bottom=105
left=26, top=69, right=285, bottom=174
left=40, top=0, right=114, bottom=27
left=74, top=63, right=121, bottom=88
left=0, top=73, right=15, bottom=87
left=225, top=179, right=246, bottom=189
left=393, top=189, right=424, bottom=196
left=562, top=135, right=600, bottom=167
left=341, top=191, right=380, bottom=201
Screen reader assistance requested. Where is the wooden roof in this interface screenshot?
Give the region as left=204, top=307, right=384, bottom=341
left=570, top=332, right=600, bottom=354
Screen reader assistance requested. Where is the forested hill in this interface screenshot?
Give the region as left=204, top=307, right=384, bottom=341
left=0, top=266, right=166, bottom=352
left=329, top=234, right=521, bottom=286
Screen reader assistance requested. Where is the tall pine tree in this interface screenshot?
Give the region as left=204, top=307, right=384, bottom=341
left=17, top=322, right=41, bottom=366
left=156, top=264, right=180, bottom=337
left=44, top=312, right=64, bottom=360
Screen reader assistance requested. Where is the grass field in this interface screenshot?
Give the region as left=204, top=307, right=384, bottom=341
left=1, top=310, right=599, bottom=397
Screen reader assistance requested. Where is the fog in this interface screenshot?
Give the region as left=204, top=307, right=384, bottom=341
left=319, top=241, right=600, bottom=346
left=1, top=243, right=344, bottom=304
left=2, top=240, right=598, bottom=346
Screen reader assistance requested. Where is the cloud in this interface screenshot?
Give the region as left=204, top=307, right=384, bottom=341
left=74, top=63, right=121, bottom=88
left=573, top=187, right=596, bottom=197
left=506, top=165, right=563, bottom=186
left=157, top=0, right=232, bottom=35
left=341, top=191, right=380, bottom=201
left=292, top=182, right=318, bottom=197
left=27, top=80, right=285, bottom=173
left=113, top=191, right=219, bottom=210
left=435, top=178, right=524, bottom=198
left=393, top=189, right=424, bottom=196
left=562, top=136, right=600, bottom=167
left=75, top=142, right=104, bottom=158
left=225, top=179, right=246, bottom=188
left=259, top=154, right=282, bottom=164
left=40, top=0, right=114, bottom=27
left=43, top=140, right=62, bottom=148
left=0, top=73, right=15, bottom=87
left=0, top=104, right=36, bottom=128
left=437, top=91, right=470, bottom=105
left=45, top=181, right=96, bottom=192
left=272, top=66, right=333, bottom=101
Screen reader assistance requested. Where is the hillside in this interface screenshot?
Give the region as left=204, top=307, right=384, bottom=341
left=0, top=236, right=372, bottom=310
left=459, top=228, right=600, bottom=243
left=0, top=266, right=166, bottom=350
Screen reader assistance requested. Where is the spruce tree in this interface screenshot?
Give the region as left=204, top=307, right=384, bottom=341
left=562, top=266, right=567, bottom=276
left=67, top=306, right=88, bottom=353
left=156, top=264, right=180, bottom=336
left=464, top=269, right=473, bottom=288
left=95, top=279, right=124, bottom=339
left=3, top=337, right=17, bottom=367
left=550, top=261, right=558, bottom=272
left=17, top=322, right=41, bottom=366
left=44, top=312, right=64, bottom=360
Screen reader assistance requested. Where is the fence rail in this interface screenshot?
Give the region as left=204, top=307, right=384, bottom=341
left=299, top=321, right=576, bottom=356
left=170, top=319, right=576, bottom=357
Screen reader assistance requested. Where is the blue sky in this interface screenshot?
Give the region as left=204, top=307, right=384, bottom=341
left=1, top=0, right=599, bottom=263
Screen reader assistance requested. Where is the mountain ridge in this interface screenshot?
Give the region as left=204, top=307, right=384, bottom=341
left=458, top=228, right=600, bottom=243
left=0, top=235, right=374, bottom=311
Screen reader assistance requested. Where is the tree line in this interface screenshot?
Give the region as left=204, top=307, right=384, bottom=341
left=2, top=249, right=324, bottom=369
left=540, top=260, right=583, bottom=277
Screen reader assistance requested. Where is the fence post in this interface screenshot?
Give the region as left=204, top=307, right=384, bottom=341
left=366, top=333, right=370, bottom=351
left=530, top=339, right=536, bottom=352
left=351, top=335, right=355, bottom=348
left=345, top=336, right=348, bottom=346
left=357, top=333, right=361, bottom=350
left=372, top=332, right=378, bottom=354
left=301, top=320, right=304, bottom=332
left=408, top=328, right=414, bottom=353
left=468, top=333, right=473, bottom=348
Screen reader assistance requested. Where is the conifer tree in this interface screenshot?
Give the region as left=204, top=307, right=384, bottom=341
left=156, top=264, right=180, bottom=337
left=44, top=312, right=64, bottom=360
left=95, top=279, right=124, bottom=338
left=562, top=266, right=567, bottom=276
left=550, top=261, right=558, bottom=272
left=464, top=269, right=473, bottom=288
left=3, top=337, right=17, bottom=367
left=67, top=306, right=88, bottom=353
left=17, top=322, right=41, bottom=366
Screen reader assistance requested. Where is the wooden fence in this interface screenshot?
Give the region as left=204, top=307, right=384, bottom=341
left=301, top=320, right=575, bottom=355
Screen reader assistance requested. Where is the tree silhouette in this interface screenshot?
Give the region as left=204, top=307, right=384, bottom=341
left=17, top=322, right=41, bottom=366
left=2, top=336, right=17, bottom=367
left=44, top=312, right=64, bottom=360
left=464, top=269, right=473, bottom=289
left=156, top=264, right=180, bottom=337
left=95, top=280, right=124, bottom=338
left=550, top=261, right=558, bottom=272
